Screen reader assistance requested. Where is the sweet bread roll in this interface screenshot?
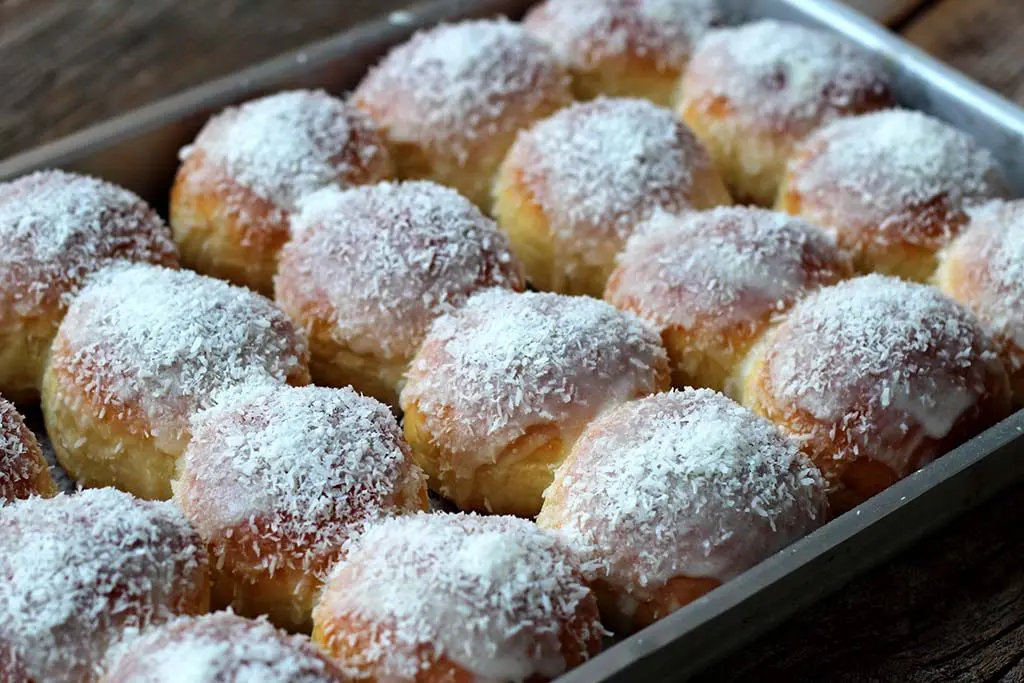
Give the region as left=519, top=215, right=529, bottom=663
left=173, top=384, right=428, bottom=632
left=537, top=389, right=827, bottom=633
left=678, top=20, right=894, bottom=206
left=494, top=97, right=730, bottom=295
left=170, top=90, right=393, bottom=295
left=400, top=288, right=669, bottom=516
left=101, top=613, right=349, bottom=683
left=275, top=181, right=524, bottom=408
left=42, top=263, right=310, bottom=501
left=935, top=200, right=1024, bottom=404
left=740, top=274, right=1012, bottom=512
left=523, top=0, right=724, bottom=106
left=605, top=207, right=852, bottom=395
left=778, top=109, right=1008, bottom=282
left=0, top=170, right=177, bottom=402
left=353, top=19, right=572, bottom=208
left=312, top=513, right=603, bottom=682
left=0, top=396, right=56, bottom=502
left=0, top=488, right=209, bottom=682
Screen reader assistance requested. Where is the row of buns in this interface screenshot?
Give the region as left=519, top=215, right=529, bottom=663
left=1, top=0, right=1023, bottom=680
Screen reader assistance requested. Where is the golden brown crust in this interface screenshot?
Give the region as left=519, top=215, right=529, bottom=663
left=170, top=150, right=290, bottom=296
left=402, top=402, right=569, bottom=518
left=42, top=354, right=186, bottom=501
left=591, top=576, right=721, bottom=634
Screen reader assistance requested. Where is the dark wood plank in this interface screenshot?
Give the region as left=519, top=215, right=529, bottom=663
left=698, top=484, right=1024, bottom=683
left=902, top=0, right=1024, bottom=104
left=0, top=0, right=413, bottom=157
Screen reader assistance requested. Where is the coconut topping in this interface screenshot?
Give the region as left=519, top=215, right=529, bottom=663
left=685, top=20, right=892, bottom=133
left=539, top=389, right=826, bottom=592
left=176, top=384, right=426, bottom=578
left=525, top=0, right=724, bottom=72
left=50, top=263, right=308, bottom=443
left=762, top=274, right=1004, bottom=472
left=0, top=170, right=176, bottom=323
left=103, top=612, right=346, bottom=683
left=181, top=90, right=391, bottom=217
left=354, top=19, right=571, bottom=163
left=400, top=288, right=668, bottom=471
left=314, top=513, right=601, bottom=681
left=0, top=398, right=49, bottom=501
left=942, top=200, right=1024, bottom=353
left=788, top=109, right=1007, bottom=246
left=508, top=97, right=716, bottom=265
left=609, top=207, right=850, bottom=334
left=278, top=182, right=523, bottom=362
left=0, top=488, right=207, bottom=682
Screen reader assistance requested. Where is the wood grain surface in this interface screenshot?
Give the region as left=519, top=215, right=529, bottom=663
left=3, top=1, right=1024, bottom=681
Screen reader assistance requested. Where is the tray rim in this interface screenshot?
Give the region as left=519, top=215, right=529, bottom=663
left=4, top=0, right=1024, bottom=681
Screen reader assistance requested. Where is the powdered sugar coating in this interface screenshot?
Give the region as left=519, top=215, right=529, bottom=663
left=314, top=513, right=601, bottom=681
left=277, top=182, right=524, bottom=363
left=176, top=384, right=427, bottom=580
left=180, top=90, right=391, bottom=217
left=0, top=170, right=176, bottom=326
left=353, top=19, right=571, bottom=166
left=400, top=289, right=668, bottom=471
left=524, top=0, right=723, bottom=73
left=0, top=397, right=51, bottom=501
left=938, top=201, right=1024, bottom=388
left=539, top=389, right=826, bottom=593
left=48, top=263, right=308, bottom=444
left=752, top=274, right=1007, bottom=475
left=609, top=207, right=850, bottom=335
left=785, top=110, right=1007, bottom=251
left=505, top=98, right=722, bottom=269
left=103, top=612, right=347, bottom=683
left=0, top=488, right=208, bottom=682
left=683, top=20, right=892, bottom=134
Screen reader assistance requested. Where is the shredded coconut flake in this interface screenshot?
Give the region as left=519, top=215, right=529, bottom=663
left=945, top=201, right=1024, bottom=354
left=103, top=612, right=346, bottom=683
left=525, top=0, right=723, bottom=72
left=316, top=513, right=601, bottom=681
left=790, top=109, right=1007, bottom=246
left=354, top=19, right=570, bottom=163
left=177, top=385, right=425, bottom=578
left=401, top=289, right=667, bottom=471
left=183, top=90, right=391, bottom=214
left=510, top=97, right=717, bottom=265
left=611, top=207, right=849, bottom=333
left=0, top=488, right=207, bottom=682
left=687, top=19, right=891, bottom=132
left=539, top=389, right=826, bottom=593
left=0, top=170, right=176, bottom=324
left=762, top=274, right=1003, bottom=472
left=0, top=398, right=46, bottom=501
left=51, top=263, right=308, bottom=443
left=279, top=182, right=523, bottom=361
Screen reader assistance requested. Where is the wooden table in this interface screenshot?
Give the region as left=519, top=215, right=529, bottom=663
left=2, top=0, right=1023, bottom=680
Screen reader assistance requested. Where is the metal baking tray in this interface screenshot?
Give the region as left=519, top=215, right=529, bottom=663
left=3, top=0, right=1024, bottom=680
